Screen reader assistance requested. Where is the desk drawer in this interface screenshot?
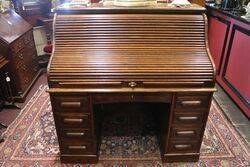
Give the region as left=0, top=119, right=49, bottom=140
left=175, top=93, right=211, bottom=110
left=170, top=126, right=202, bottom=139
left=60, top=140, right=94, bottom=155
left=60, top=128, right=91, bottom=140
left=167, top=140, right=200, bottom=153
left=56, top=113, right=90, bottom=128
left=173, top=112, right=204, bottom=125
left=52, top=96, right=90, bottom=113
left=93, top=93, right=172, bottom=103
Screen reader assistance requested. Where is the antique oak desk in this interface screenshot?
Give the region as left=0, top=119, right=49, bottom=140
left=47, top=3, right=216, bottom=163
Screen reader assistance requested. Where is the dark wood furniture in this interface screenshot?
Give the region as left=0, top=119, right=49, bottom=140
left=0, top=56, right=9, bottom=142
left=0, top=10, right=41, bottom=102
left=207, top=5, right=250, bottom=118
left=47, top=3, right=216, bottom=163
left=14, top=0, right=52, bottom=26
left=0, top=56, right=8, bottom=110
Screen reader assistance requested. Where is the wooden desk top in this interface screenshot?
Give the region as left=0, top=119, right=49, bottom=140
left=55, top=3, right=205, bottom=14
left=0, top=10, right=32, bottom=44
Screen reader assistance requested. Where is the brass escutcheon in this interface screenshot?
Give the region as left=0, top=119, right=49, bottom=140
left=128, top=81, right=137, bottom=88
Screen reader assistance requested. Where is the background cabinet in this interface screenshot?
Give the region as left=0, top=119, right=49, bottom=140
left=207, top=6, right=250, bottom=118
left=0, top=57, right=9, bottom=111
left=208, top=16, right=230, bottom=74
left=0, top=10, right=41, bottom=102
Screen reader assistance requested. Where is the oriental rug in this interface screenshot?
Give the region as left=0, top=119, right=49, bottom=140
left=0, top=84, right=249, bottom=167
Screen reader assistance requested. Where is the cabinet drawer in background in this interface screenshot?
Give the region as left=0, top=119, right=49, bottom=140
left=11, top=30, right=33, bottom=53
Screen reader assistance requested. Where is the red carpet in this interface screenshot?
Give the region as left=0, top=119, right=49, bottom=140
left=0, top=84, right=249, bottom=166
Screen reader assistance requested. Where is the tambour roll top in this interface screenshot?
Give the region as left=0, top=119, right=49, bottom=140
left=48, top=4, right=215, bottom=90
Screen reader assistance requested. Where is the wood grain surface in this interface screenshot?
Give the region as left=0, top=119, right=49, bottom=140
left=48, top=5, right=216, bottom=163
left=48, top=7, right=215, bottom=89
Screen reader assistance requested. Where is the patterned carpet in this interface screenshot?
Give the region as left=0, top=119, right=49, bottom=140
left=0, top=84, right=249, bottom=166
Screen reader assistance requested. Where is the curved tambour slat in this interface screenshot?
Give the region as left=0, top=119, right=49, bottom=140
left=49, top=13, right=215, bottom=88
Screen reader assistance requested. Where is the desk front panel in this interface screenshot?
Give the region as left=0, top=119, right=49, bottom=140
left=49, top=91, right=213, bottom=163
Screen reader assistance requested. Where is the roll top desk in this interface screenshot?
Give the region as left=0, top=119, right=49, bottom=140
left=47, top=3, right=216, bottom=163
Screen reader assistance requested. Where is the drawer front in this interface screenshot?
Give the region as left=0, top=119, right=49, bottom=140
left=60, top=128, right=91, bottom=140
left=93, top=93, right=172, bottom=103
left=14, top=61, right=31, bottom=92
left=173, top=112, right=204, bottom=125
left=53, top=96, right=90, bottom=113
left=56, top=113, right=90, bottom=128
left=175, top=93, right=211, bottom=110
left=15, top=46, right=37, bottom=67
left=15, top=47, right=26, bottom=63
left=11, top=30, right=33, bottom=53
left=60, top=140, right=94, bottom=155
left=170, top=126, right=202, bottom=139
left=23, top=30, right=33, bottom=44
left=167, top=140, right=200, bottom=153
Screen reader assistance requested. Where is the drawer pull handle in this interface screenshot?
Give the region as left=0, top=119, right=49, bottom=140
left=178, top=116, right=198, bottom=121
left=66, top=132, right=85, bottom=136
left=68, top=145, right=86, bottom=150
left=60, top=102, right=82, bottom=108
left=181, top=100, right=202, bottom=106
left=128, top=81, right=137, bottom=88
left=174, top=144, right=191, bottom=149
left=63, top=118, right=83, bottom=123
left=176, top=131, right=195, bottom=135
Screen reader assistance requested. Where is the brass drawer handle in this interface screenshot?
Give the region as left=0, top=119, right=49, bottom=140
left=181, top=100, right=202, bottom=106
left=68, top=145, right=86, bottom=150
left=176, top=130, right=195, bottom=135
left=174, top=144, right=192, bottom=149
left=128, top=81, right=137, bottom=88
left=66, top=132, right=85, bottom=137
left=60, top=101, right=82, bottom=108
left=178, top=116, right=198, bottom=121
left=63, top=118, right=83, bottom=123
